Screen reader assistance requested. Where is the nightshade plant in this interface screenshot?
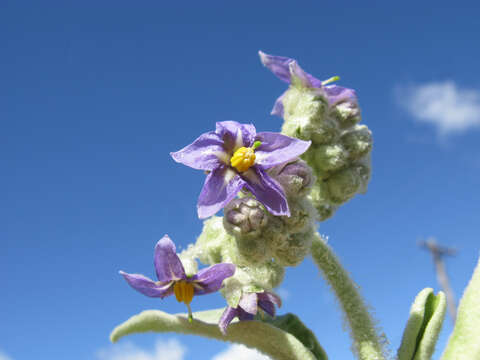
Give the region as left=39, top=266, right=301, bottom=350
left=110, top=52, right=480, bottom=360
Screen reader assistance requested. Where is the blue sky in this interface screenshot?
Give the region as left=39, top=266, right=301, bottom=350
left=1, top=1, right=480, bottom=359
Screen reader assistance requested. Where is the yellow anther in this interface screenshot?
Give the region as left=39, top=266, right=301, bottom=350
left=173, top=281, right=194, bottom=305
left=230, top=147, right=256, bottom=172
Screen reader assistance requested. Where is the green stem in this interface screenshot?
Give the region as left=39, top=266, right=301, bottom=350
left=310, top=234, right=387, bottom=360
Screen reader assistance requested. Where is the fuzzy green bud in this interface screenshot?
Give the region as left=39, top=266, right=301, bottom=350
left=313, top=144, right=348, bottom=173
left=341, top=125, right=373, bottom=160
left=330, top=100, right=361, bottom=129
left=273, top=230, right=314, bottom=267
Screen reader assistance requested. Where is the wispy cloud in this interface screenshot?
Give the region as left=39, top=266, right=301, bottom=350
left=212, top=344, right=271, bottom=360
left=96, top=338, right=186, bottom=360
left=397, top=81, right=480, bottom=135
left=0, top=350, right=13, bottom=360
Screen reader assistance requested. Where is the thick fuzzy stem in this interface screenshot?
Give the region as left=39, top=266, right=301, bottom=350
left=310, top=234, right=387, bottom=360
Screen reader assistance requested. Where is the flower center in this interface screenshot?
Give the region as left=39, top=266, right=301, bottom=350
left=230, top=141, right=261, bottom=173
left=173, top=281, right=194, bottom=305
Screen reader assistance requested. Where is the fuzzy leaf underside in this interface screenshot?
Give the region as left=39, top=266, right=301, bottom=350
left=110, top=309, right=317, bottom=360
left=263, top=313, right=328, bottom=360
left=397, top=288, right=446, bottom=360
left=442, top=257, right=480, bottom=359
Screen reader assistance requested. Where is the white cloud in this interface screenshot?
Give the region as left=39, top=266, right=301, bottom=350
left=398, top=81, right=480, bottom=134
left=96, top=338, right=186, bottom=360
left=0, top=351, right=12, bottom=360
left=212, top=344, right=271, bottom=360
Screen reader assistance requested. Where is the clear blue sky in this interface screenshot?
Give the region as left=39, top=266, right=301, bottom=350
left=1, top=1, right=479, bottom=359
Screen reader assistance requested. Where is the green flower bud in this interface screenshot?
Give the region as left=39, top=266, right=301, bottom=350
left=330, top=100, right=361, bottom=129
left=308, top=183, right=338, bottom=221
left=273, top=230, right=314, bottom=267
left=341, top=125, right=373, bottom=160
left=326, top=165, right=365, bottom=205
left=279, top=199, right=316, bottom=234
left=313, top=144, right=348, bottom=172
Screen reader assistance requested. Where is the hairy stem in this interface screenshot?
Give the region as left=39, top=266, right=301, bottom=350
left=310, top=234, right=387, bottom=360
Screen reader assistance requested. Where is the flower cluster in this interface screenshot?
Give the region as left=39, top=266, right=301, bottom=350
left=118, top=51, right=368, bottom=335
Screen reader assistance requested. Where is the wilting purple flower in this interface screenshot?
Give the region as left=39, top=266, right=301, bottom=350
left=171, top=121, right=310, bottom=219
left=259, top=51, right=358, bottom=117
left=120, top=234, right=235, bottom=320
left=218, top=291, right=282, bottom=335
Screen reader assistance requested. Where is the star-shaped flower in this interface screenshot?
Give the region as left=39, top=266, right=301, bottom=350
left=120, top=235, right=235, bottom=321
left=171, top=121, right=311, bottom=219
left=218, top=291, right=282, bottom=335
left=259, top=51, right=358, bottom=118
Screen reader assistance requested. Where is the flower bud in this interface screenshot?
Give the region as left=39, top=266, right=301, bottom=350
left=340, top=125, right=373, bottom=160
left=279, top=199, right=316, bottom=233
left=326, top=165, right=366, bottom=205
left=313, top=144, right=348, bottom=173
left=273, top=231, right=313, bottom=267
left=329, top=99, right=361, bottom=129
left=268, top=160, right=315, bottom=199
left=223, top=198, right=268, bottom=239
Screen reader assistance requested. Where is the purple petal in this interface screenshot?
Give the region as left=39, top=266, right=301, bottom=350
left=259, top=51, right=294, bottom=84
left=257, top=292, right=282, bottom=317
left=241, top=167, right=289, bottom=216
left=197, top=166, right=246, bottom=219
left=254, top=132, right=311, bottom=169
left=237, top=307, right=255, bottom=321
left=324, top=84, right=358, bottom=106
left=191, top=263, right=236, bottom=295
left=119, top=271, right=173, bottom=298
left=271, top=91, right=286, bottom=118
left=238, top=293, right=258, bottom=315
left=259, top=51, right=323, bottom=88
left=215, top=121, right=256, bottom=150
left=219, top=306, right=239, bottom=335
left=170, top=131, right=227, bottom=171
left=154, top=235, right=186, bottom=282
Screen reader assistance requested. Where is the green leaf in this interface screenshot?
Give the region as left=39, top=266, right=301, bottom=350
left=262, top=313, right=328, bottom=360
left=442, top=257, right=480, bottom=359
left=110, top=308, right=317, bottom=360
left=397, top=288, right=446, bottom=360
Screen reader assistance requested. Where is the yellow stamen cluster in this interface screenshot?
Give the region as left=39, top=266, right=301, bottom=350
left=230, top=147, right=256, bottom=172
left=173, top=281, right=194, bottom=305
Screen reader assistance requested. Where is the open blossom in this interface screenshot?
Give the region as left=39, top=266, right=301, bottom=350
left=259, top=51, right=358, bottom=118
left=171, top=121, right=310, bottom=219
left=120, top=235, right=235, bottom=320
left=218, top=291, right=282, bottom=335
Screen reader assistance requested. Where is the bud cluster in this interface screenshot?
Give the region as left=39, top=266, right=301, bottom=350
left=281, top=85, right=372, bottom=220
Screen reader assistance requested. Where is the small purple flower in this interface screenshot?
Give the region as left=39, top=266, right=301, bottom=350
left=120, top=234, right=235, bottom=321
left=218, top=291, right=282, bottom=335
left=259, top=51, right=358, bottom=117
left=171, top=121, right=311, bottom=219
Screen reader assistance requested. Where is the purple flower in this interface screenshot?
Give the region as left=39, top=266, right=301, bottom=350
left=171, top=121, right=311, bottom=219
left=120, top=234, right=235, bottom=320
left=218, top=291, right=282, bottom=335
left=259, top=51, right=358, bottom=117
